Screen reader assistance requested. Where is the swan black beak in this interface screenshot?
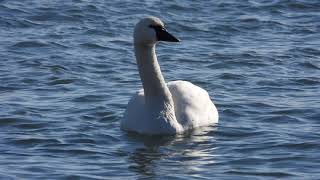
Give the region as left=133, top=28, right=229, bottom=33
left=156, top=28, right=180, bottom=42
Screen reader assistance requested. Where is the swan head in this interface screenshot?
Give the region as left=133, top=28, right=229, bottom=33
left=134, top=17, right=180, bottom=45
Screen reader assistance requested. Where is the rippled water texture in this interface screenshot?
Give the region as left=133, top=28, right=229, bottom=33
left=0, top=0, right=319, bottom=179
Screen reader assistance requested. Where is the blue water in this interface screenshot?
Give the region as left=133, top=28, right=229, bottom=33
left=1, top=0, right=319, bottom=179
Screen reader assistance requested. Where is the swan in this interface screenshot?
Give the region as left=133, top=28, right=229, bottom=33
left=121, top=17, right=218, bottom=135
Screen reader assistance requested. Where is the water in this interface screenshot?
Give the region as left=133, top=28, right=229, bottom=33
left=0, top=0, right=319, bottom=179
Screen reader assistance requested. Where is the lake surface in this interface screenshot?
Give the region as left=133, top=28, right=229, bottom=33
left=1, top=0, right=319, bottom=179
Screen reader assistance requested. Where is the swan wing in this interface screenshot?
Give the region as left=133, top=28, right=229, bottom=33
left=168, top=81, right=218, bottom=129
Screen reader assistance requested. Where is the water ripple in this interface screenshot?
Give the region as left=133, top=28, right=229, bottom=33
left=0, top=0, right=319, bottom=179
left=11, top=41, right=48, bottom=48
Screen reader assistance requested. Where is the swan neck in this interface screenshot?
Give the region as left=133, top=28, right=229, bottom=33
left=134, top=43, right=172, bottom=103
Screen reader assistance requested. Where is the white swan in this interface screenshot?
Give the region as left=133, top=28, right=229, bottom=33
left=121, top=17, right=218, bottom=135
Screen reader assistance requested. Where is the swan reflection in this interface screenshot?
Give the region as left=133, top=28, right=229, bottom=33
left=126, top=126, right=218, bottom=178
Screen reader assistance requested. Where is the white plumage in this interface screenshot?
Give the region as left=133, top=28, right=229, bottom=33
left=121, top=17, right=218, bottom=135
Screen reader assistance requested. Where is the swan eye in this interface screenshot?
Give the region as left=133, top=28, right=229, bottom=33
left=149, top=25, right=165, bottom=31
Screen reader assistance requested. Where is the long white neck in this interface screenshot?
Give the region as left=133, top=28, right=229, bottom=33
left=134, top=42, right=180, bottom=132
left=134, top=43, right=172, bottom=104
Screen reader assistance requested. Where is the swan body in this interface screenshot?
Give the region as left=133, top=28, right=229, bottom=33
left=121, top=17, right=218, bottom=135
